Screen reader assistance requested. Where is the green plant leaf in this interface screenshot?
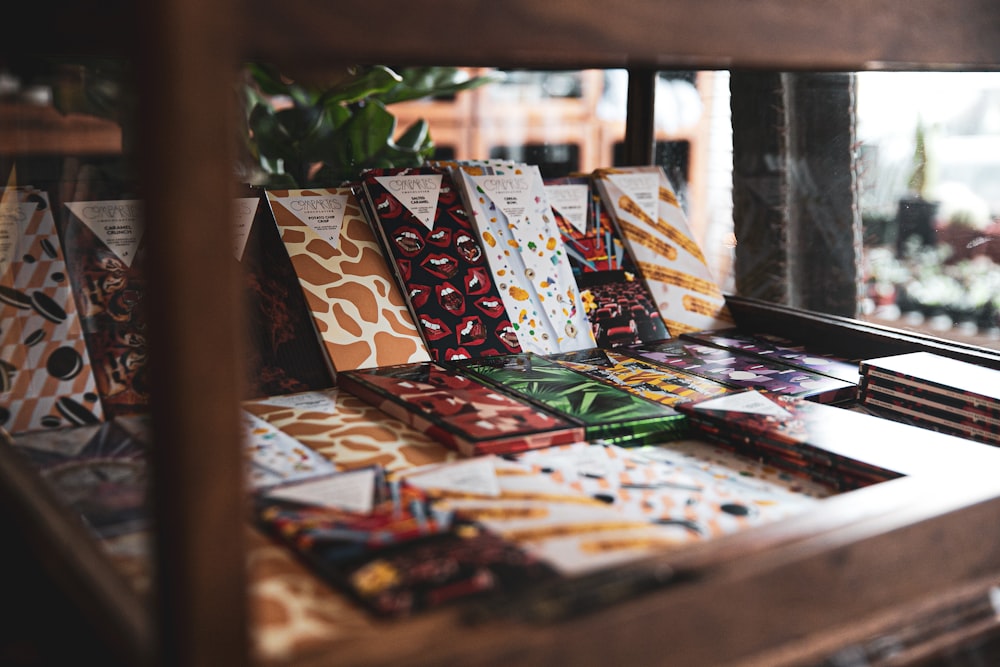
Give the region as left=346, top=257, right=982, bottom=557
left=379, top=67, right=503, bottom=104
left=394, top=119, right=430, bottom=152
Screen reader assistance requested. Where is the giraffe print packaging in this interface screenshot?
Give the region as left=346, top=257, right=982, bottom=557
left=266, top=188, right=430, bottom=376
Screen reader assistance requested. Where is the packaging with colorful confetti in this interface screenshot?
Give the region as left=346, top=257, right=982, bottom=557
left=544, top=175, right=668, bottom=346
left=0, top=188, right=104, bottom=432
left=624, top=339, right=857, bottom=404
left=337, top=361, right=585, bottom=456
left=453, top=353, right=687, bottom=445
left=360, top=167, right=521, bottom=361
left=265, top=187, right=430, bottom=376
left=9, top=418, right=149, bottom=537
left=680, top=327, right=861, bottom=384
left=449, top=161, right=594, bottom=354
left=593, top=166, right=731, bottom=336
left=235, top=193, right=335, bottom=396
left=242, top=409, right=338, bottom=489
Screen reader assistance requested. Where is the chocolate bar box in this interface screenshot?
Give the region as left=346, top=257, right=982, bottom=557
left=593, top=166, right=732, bottom=335
left=454, top=353, right=687, bottom=445
left=360, top=167, right=522, bottom=361
left=545, top=175, right=668, bottom=346
left=266, top=187, right=430, bottom=376
left=337, top=361, right=585, bottom=456
left=0, top=189, right=104, bottom=432
left=625, top=339, right=857, bottom=404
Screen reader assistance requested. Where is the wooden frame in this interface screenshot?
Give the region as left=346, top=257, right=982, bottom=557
left=4, top=2, right=1000, bottom=666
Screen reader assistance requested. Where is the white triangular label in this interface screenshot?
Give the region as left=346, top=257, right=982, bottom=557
left=0, top=201, right=32, bottom=281
left=255, top=390, right=338, bottom=412
left=471, top=174, right=532, bottom=226
left=403, top=456, right=501, bottom=497
left=65, top=200, right=144, bottom=267
left=281, top=194, right=349, bottom=248
left=545, top=183, right=590, bottom=234
left=607, top=172, right=659, bottom=226
left=374, top=174, right=442, bottom=230
left=691, top=389, right=794, bottom=419
left=266, top=467, right=376, bottom=513
left=232, top=197, right=258, bottom=261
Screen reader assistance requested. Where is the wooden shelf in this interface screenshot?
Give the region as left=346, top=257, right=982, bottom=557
left=5, top=2, right=1000, bottom=666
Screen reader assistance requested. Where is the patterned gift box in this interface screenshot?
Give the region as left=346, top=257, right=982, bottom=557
left=0, top=188, right=104, bottom=432
left=243, top=388, right=456, bottom=473
left=360, top=167, right=522, bottom=361
left=338, top=362, right=585, bottom=457
left=545, top=175, right=669, bottom=346
left=266, top=188, right=430, bottom=376
left=455, top=353, right=687, bottom=445
left=451, top=161, right=594, bottom=354
left=593, top=166, right=732, bottom=335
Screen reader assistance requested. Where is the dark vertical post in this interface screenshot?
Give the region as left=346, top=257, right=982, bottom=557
left=136, top=0, right=249, bottom=664
left=623, top=67, right=658, bottom=165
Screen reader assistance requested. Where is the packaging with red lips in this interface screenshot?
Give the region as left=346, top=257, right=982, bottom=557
left=360, top=168, right=521, bottom=362
left=337, top=361, right=585, bottom=457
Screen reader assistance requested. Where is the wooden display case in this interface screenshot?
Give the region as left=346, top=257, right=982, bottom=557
left=4, top=1, right=1000, bottom=666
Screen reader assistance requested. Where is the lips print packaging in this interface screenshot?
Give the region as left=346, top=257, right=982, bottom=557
left=0, top=188, right=104, bottom=432
left=359, top=167, right=522, bottom=362
left=337, top=361, right=585, bottom=456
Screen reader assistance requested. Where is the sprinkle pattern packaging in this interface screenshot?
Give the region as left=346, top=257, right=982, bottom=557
left=545, top=175, right=668, bottom=346
left=243, top=410, right=338, bottom=489
left=593, top=166, right=731, bottom=335
left=266, top=188, right=430, bottom=376
left=452, top=161, right=594, bottom=354
left=337, top=362, right=585, bottom=456
left=360, top=167, right=521, bottom=361
left=454, top=353, right=687, bottom=445
left=243, top=389, right=456, bottom=473
left=625, top=339, right=857, bottom=404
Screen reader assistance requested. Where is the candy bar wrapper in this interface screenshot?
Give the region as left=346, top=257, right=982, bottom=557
left=593, top=166, right=732, bottom=335
left=0, top=189, right=104, bottom=432
left=548, top=347, right=734, bottom=410
left=545, top=175, right=669, bottom=346
left=454, top=353, right=687, bottom=445
left=59, top=198, right=149, bottom=417
left=625, top=339, right=857, bottom=404
left=258, top=467, right=554, bottom=617
left=860, top=351, right=1000, bottom=413
left=360, top=167, right=522, bottom=361
left=236, top=194, right=334, bottom=396
left=452, top=162, right=594, bottom=354
left=859, top=380, right=1000, bottom=446
left=681, top=327, right=861, bottom=384
left=10, top=418, right=149, bottom=538
left=677, top=390, right=1000, bottom=487
left=405, top=456, right=682, bottom=576
left=513, top=441, right=829, bottom=547
left=242, top=410, right=338, bottom=489
left=265, top=188, right=430, bottom=376
left=243, top=388, right=455, bottom=473
left=337, top=362, right=585, bottom=457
